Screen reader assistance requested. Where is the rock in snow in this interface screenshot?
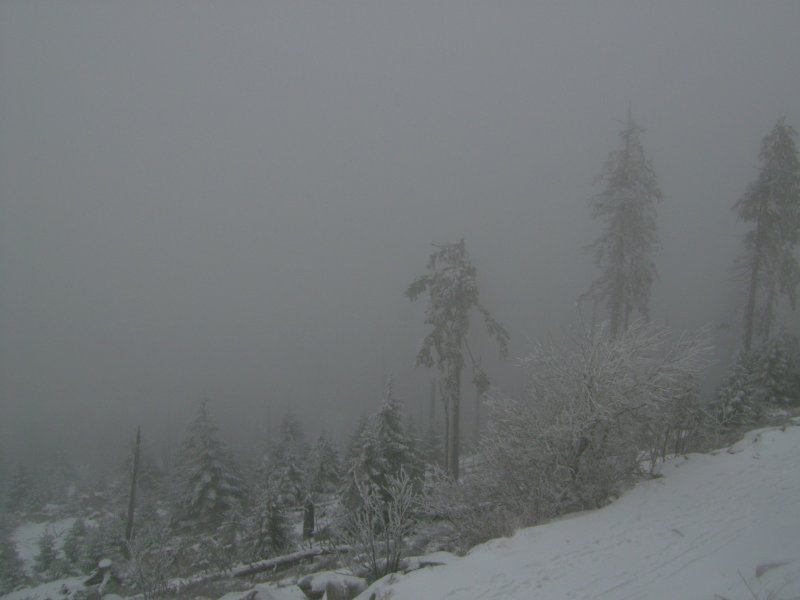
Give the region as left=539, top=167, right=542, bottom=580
left=298, top=571, right=367, bottom=600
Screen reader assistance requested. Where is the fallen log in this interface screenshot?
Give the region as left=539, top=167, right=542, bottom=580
left=125, top=545, right=350, bottom=599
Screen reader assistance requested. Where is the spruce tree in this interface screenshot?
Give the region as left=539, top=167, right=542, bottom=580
left=172, top=402, right=247, bottom=532
left=267, top=410, right=309, bottom=506
left=374, top=379, right=421, bottom=487
left=309, top=433, right=341, bottom=495
left=34, top=529, right=58, bottom=576
left=736, top=118, right=800, bottom=351
left=6, top=464, right=33, bottom=513
left=345, top=380, right=423, bottom=508
left=407, top=239, right=509, bottom=479
left=585, top=109, right=662, bottom=339
left=245, top=486, right=292, bottom=561
left=0, top=532, right=27, bottom=594
left=63, top=518, right=88, bottom=569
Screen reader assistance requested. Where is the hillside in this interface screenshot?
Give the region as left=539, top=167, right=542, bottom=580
left=362, top=423, right=800, bottom=600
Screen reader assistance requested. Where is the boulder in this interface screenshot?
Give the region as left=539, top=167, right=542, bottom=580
left=324, top=576, right=368, bottom=600
left=298, top=571, right=367, bottom=600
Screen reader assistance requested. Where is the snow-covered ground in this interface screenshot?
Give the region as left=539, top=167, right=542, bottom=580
left=362, top=424, right=800, bottom=600
left=12, top=517, right=76, bottom=575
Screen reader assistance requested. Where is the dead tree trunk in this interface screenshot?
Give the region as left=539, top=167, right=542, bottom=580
left=123, top=426, right=141, bottom=557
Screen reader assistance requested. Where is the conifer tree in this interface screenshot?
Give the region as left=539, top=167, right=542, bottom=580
left=5, top=464, right=33, bottom=513
left=267, top=410, right=309, bottom=506
left=63, top=518, right=87, bottom=569
left=585, top=110, right=662, bottom=339
left=407, top=239, right=509, bottom=479
left=309, top=433, right=341, bottom=495
left=172, top=402, right=247, bottom=531
left=34, top=529, right=58, bottom=575
left=374, top=379, right=421, bottom=487
left=345, top=380, right=423, bottom=507
left=736, top=118, right=800, bottom=351
left=0, top=531, right=27, bottom=594
left=245, top=486, right=292, bottom=561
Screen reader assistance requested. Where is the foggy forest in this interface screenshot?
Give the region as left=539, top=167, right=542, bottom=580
left=1, top=3, right=799, bottom=599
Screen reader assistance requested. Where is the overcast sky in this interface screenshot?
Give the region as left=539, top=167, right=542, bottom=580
left=2, top=2, right=799, bottom=468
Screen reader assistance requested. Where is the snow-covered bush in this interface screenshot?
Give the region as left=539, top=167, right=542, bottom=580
left=334, top=467, right=418, bottom=582
left=430, top=323, right=710, bottom=547
left=715, top=334, right=800, bottom=426
left=418, top=467, right=519, bottom=553
left=126, top=523, right=175, bottom=600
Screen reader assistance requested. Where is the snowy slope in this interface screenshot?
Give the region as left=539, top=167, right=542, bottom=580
left=362, top=424, right=800, bottom=600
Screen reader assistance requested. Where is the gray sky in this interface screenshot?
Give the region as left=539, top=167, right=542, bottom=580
left=2, top=2, right=799, bottom=467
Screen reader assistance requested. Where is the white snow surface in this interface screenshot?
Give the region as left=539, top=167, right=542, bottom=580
left=12, top=517, right=76, bottom=575
left=359, top=425, right=800, bottom=600
left=1, top=577, right=85, bottom=600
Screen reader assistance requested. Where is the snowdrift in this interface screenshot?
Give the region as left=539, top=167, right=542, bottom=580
left=361, top=424, right=800, bottom=600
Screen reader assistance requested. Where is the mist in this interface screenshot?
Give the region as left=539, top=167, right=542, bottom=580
left=2, top=2, right=799, bottom=472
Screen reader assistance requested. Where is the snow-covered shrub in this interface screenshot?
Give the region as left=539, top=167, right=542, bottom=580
left=464, top=323, right=710, bottom=531
left=126, top=523, right=175, bottom=600
left=334, top=467, right=418, bottom=582
left=715, top=334, right=800, bottom=426
left=418, top=467, right=519, bottom=553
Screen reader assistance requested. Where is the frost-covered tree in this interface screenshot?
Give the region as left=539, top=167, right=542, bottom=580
left=171, top=402, right=247, bottom=532
left=62, top=518, right=87, bottom=570
left=374, top=379, right=422, bottom=487
left=266, top=410, right=309, bottom=506
left=585, top=110, right=662, bottom=339
left=344, top=380, right=423, bottom=510
left=735, top=118, right=800, bottom=351
left=34, top=529, right=59, bottom=576
left=309, top=433, right=341, bottom=495
left=244, top=486, right=292, bottom=561
left=715, top=334, right=800, bottom=426
left=5, top=464, right=34, bottom=513
left=407, top=239, right=509, bottom=479
left=0, top=529, right=27, bottom=594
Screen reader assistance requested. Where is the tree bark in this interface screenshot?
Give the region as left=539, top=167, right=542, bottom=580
left=744, top=215, right=765, bottom=353
left=124, top=426, right=141, bottom=555
left=447, top=367, right=461, bottom=480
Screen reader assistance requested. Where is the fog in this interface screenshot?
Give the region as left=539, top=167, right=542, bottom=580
left=1, top=2, right=799, bottom=471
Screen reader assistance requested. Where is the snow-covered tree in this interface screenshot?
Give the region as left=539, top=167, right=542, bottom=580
left=407, top=239, right=509, bottom=479
left=715, top=334, right=800, bottom=426
left=585, top=110, right=662, bottom=339
left=5, top=464, right=34, bottom=513
left=735, top=118, right=800, bottom=351
left=309, top=433, right=341, bottom=495
left=63, top=518, right=88, bottom=569
left=266, top=410, right=309, bottom=507
left=373, top=379, right=422, bottom=487
left=0, top=529, right=27, bottom=594
left=244, top=486, right=292, bottom=561
left=171, top=402, right=247, bottom=532
left=34, top=529, right=59, bottom=576
left=344, top=380, right=423, bottom=513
